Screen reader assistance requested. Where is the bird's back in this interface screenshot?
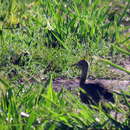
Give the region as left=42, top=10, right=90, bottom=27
left=80, top=82, right=115, bottom=104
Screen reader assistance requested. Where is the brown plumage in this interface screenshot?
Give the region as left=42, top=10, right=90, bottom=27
left=73, top=60, right=115, bottom=105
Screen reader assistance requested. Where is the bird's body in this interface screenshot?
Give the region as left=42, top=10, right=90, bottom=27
left=73, top=60, right=115, bottom=105
left=80, top=82, right=115, bottom=104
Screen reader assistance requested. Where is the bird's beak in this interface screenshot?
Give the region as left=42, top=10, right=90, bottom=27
left=71, top=63, right=78, bottom=67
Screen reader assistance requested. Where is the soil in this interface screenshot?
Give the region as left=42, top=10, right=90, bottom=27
left=53, top=78, right=130, bottom=92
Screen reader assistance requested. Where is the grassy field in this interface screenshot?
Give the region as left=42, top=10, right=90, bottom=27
left=0, top=0, right=130, bottom=129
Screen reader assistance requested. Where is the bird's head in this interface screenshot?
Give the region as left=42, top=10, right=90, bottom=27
left=72, top=60, right=89, bottom=70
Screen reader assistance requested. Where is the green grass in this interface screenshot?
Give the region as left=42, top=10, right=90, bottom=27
left=0, top=76, right=130, bottom=129
left=0, top=0, right=129, bottom=79
left=0, top=0, right=130, bottom=129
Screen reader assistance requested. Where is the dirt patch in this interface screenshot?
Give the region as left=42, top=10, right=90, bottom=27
left=53, top=78, right=130, bottom=92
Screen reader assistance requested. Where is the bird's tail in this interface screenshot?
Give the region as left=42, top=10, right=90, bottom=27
left=113, top=90, right=130, bottom=98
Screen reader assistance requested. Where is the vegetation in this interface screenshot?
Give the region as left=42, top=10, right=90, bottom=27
left=0, top=0, right=130, bottom=129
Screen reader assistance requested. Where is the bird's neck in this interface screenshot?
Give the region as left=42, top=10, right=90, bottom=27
left=80, top=67, right=88, bottom=87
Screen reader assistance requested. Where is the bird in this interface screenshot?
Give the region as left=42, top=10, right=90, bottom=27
left=73, top=60, right=115, bottom=105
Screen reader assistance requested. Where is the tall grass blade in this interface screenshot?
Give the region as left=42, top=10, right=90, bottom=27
left=112, top=45, right=130, bottom=56
left=99, top=58, right=130, bottom=74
